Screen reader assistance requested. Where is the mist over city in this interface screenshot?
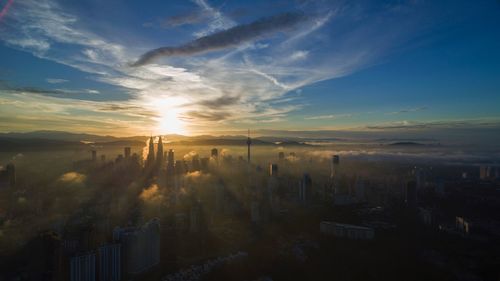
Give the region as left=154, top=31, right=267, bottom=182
left=1, top=0, right=500, bottom=281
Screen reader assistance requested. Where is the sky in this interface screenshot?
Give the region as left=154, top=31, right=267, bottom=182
left=0, top=0, right=499, bottom=141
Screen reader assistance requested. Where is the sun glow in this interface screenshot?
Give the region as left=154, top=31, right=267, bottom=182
left=148, top=97, right=188, bottom=135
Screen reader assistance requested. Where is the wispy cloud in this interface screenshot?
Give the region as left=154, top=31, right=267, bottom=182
left=46, top=78, right=69, bottom=84
left=0, top=89, right=155, bottom=135
left=365, top=119, right=500, bottom=130
left=305, top=113, right=352, bottom=120
left=386, top=106, right=427, bottom=115
left=192, top=0, right=236, bottom=37
left=1, top=83, right=100, bottom=98
left=163, top=9, right=211, bottom=28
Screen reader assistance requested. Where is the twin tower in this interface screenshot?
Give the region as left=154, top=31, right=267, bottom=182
left=145, top=136, right=164, bottom=168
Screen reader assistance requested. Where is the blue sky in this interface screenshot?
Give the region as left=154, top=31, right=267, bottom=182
left=0, top=0, right=499, bottom=139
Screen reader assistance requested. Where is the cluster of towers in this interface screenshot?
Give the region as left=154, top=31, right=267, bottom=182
left=145, top=131, right=253, bottom=170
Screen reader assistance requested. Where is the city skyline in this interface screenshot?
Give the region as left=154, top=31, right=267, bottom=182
left=0, top=0, right=499, bottom=142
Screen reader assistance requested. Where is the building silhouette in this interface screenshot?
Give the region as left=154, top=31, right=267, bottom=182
left=269, top=163, right=278, bottom=177
left=156, top=136, right=163, bottom=166
left=70, top=252, right=96, bottom=281
left=98, top=243, right=121, bottom=281
left=331, top=155, right=340, bottom=178
left=167, top=149, right=174, bottom=174
left=0, top=163, right=15, bottom=188
left=405, top=180, right=417, bottom=209
left=113, top=219, right=160, bottom=274
left=191, top=155, right=200, bottom=172
left=211, top=148, right=218, bottom=158
left=146, top=136, right=155, bottom=167
left=278, top=151, right=285, bottom=161
left=124, top=147, right=131, bottom=158
left=299, top=173, right=312, bottom=203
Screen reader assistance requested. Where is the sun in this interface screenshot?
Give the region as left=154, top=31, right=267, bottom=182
left=148, top=97, right=188, bottom=135
left=157, top=109, right=186, bottom=135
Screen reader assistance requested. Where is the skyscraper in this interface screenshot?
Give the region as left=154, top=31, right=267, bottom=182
left=113, top=219, right=160, bottom=274
left=211, top=148, right=218, bottom=158
left=124, top=147, right=131, bottom=158
left=70, top=252, right=96, bottom=281
left=91, top=150, right=97, bottom=162
left=354, top=177, right=366, bottom=202
left=146, top=136, right=155, bottom=167
left=331, top=155, right=340, bottom=178
left=156, top=136, right=163, bottom=166
left=167, top=149, right=175, bottom=174
left=299, top=173, right=312, bottom=203
left=278, top=151, right=285, bottom=161
left=406, top=180, right=417, bottom=209
left=191, top=154, right=200, bottom=172
left=267, top=164, right=279, bottom=209
left=269, top=163, right=278, bottom=177
left=6, top=163, right=15, bottom=187
left=247, top=129, right=252, bottom=163
left=98, top=244, right=121, bottom=281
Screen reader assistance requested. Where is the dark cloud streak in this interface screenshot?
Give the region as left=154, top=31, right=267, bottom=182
left=181, top=110, right=232, bottom=121
left=132, top=11, right=308, bottom=66
left=163, top=10, right=211, bottom=28
left=198, top=96, right=240, bottom=109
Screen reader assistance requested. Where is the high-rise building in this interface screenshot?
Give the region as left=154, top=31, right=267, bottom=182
left=211, top=148, right=218, bottom=158
left=191, top=155, right=200, bottom=172
left=70, top=252, right=96, bottom=281
left=113, top=219, right=160, bottom=274
left=278, top=152, right=285, bottom=161
left=354, top=177, right=365, bottom=202
left=405, top=180, right=417, bottom=209
left=91, top=150, right=97, bottom=161
left=333, top=155, right=340, bottom=164
left=266, top=164, right=279, bottom=209
left=98, top=244, right=121, bottom=281
left=124, top=147, right=131, bottom=158
left=414, top=168, right=425, bottom=189
left=269, top=163, right=278, bottom=177
left=298, top=173, right=312, bottom=203
left=167, top=149, right=175, bottom=174
left=24, top=231, right=63, bottom=281
left=0, top=163, right=16, bottom=188
left=331, top=155, right=339, bottom=178
left=480, top=166, right=492, bottom=180
left=146, top=136, right=155, bottom=167
left=156, top=136, right=163, bottom=165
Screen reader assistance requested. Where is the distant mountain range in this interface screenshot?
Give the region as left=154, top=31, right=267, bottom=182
left=0, top=130, right=447, bottom=152
left=0, top=130, right=311, bottom=151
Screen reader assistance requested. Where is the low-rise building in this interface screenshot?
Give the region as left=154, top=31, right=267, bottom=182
left=320, top=221, right=374, bottom=240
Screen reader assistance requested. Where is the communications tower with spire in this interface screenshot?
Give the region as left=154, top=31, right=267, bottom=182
left=246, top=129, right=252, bottom=163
